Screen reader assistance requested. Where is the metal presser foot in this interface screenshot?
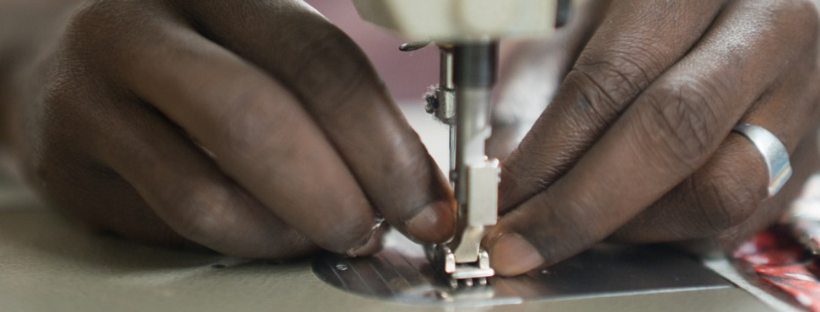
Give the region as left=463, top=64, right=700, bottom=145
left=417, top=42, right=501, bottom=288
left=425, top=244, right=494, bottom=288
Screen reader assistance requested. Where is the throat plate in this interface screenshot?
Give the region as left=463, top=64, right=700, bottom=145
left=312, top=231, right=731, bottom=307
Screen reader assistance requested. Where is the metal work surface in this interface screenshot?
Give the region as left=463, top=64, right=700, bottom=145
left=313, top=230, right=732, bottom=306
left=0, top=208, right=773, bottom=312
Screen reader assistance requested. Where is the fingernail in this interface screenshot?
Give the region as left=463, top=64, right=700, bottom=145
left=346, top=218, right=386, bottom=257
left=405, top=201, right=455, bottom=243
left=487, top=233, right=544, bottom=276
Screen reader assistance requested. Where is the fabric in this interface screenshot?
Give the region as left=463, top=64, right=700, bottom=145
left=734, top=227, right=820, bottom=310
left=733, top=176, right=820, bottom=311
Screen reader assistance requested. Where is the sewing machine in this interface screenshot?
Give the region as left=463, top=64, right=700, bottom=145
left=352, top=0, right=567, bottom=287
left=0, top=1, right=802, bottom=311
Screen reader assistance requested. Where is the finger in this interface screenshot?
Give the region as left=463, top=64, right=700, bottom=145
left=175, top=0, right=455, bottom=242
left=94, top=91, right=320, bottom=259
left=719, top=129, right=820, bottom=249
left=666, top=130, right=820, bottom=257
left=498, top=0, right=729, bottom=213
left=488, top=0, right=612, bottom=159
left=611, top=47, right=820, bottom=242
left=486, top=0, right=816, bottom=276
left=102, top=7, right=380, bottom=255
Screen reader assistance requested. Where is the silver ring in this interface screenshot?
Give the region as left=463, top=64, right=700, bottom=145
left=732, top=123, right=792, bottom=198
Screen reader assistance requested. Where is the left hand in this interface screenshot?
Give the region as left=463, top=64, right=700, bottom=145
left=486, top=0, right=820, bottom=276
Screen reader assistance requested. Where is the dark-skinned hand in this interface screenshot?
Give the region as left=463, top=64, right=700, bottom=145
left=3, top=0, right=820, bottom=276
left=486, top=0, right=820, bottom=276
left=0, top=0, right=456, bottom=259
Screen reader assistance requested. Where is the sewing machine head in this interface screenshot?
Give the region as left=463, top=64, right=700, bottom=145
left=352, top=0, right=560, bottom=41
left=352, top=0, right=567, bottom=287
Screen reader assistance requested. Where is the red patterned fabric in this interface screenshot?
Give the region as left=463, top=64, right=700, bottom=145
left=734, top=227, right=820, bottom=311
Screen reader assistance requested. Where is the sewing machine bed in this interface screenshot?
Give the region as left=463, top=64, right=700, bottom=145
left=0, top=105, right=782, bottom=312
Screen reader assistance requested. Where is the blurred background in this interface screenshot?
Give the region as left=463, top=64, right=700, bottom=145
left=305, top=0, right=439, bottom=102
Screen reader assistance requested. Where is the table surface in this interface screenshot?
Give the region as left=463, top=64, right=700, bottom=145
left=0, top=105, right=782, bottom=312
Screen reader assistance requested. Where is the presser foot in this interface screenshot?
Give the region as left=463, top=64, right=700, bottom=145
left=426, top=244, right=495, bottom=288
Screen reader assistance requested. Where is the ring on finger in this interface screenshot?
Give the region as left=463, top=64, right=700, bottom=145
left=732, top=123, right=792, bottom=198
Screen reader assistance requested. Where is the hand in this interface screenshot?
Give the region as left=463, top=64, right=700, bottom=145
left=2, top=0, right=455, bottom=258
left=485, top=0, right=820, bottom=276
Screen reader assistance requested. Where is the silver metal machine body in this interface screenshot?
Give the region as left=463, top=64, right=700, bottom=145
left=352, top=0, right=561, bottom=286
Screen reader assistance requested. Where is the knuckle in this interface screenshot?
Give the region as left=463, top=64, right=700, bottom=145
left=753, top=0, right=820, bottom=52
left=637, top=82, right=721, bottom=171
left=216, top=90, right=267, bottom=155
left=515, top=195, right=562, bottom=251
left=690, top=171, right=760, bottom=234
left=774, top=0, right=819, bottom=36
left=525, top=192, right=606, bottom=250
left=503, top=146, right=567, bottom=192
left=65, top=0, right=167, bottom=73
left=168, top=186, right=235, bottom=247
left=289, top=26, right=373, bottom=115
left=568, top=55, right=651, bottom=124
left=214, top=88, right=296, bottom=162
left=67, top=1, right=138, bottom=47
left=499, top=126, right=579, bottom=208
left=66, top=1, right=112, bottom=34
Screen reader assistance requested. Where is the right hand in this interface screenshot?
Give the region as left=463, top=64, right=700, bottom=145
left=487, top=0, right=820, bottom=275
left=5, top=0, right=455, bottom=258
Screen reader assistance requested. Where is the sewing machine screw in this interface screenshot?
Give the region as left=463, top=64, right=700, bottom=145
left=399, top=40, right=432, bottom=52
left=335, top=264, right=349, bottom=271
left=424, top=92, right=439, bottom=114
